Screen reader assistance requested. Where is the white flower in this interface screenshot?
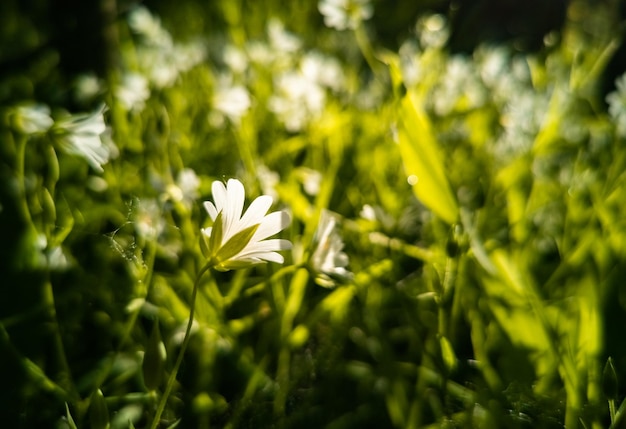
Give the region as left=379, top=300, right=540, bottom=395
left=607, top=73, right=626, bottom=138
left=73, top=73, right=103, bottom=105
left=310, top=210, right=352, bottom=287
left=201, top=179, right=291, bottom=271
left=318, top=0, right=373, bottom=31
left=268, top=18, right=301, bottom=54
left=269, top=71, right=326, bottom=132
left=165, top=168, right=200, bottom=208
left=116, top=73, right=150, bottom=112
left=257, top=165, right=280, bottom=199
left=11, top=104, right=54, bottom=135
left=52, top=105, right=111, bottom=172
left=212, top=78, right=251, bottom=123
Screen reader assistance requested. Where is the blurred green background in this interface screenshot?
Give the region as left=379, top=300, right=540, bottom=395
left=3, top=0, right=626, bottom=428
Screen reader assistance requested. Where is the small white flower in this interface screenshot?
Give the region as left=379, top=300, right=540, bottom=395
left=257, top=165, right=280, bottom=200
left=165, top=168, right=200, bottom=208
left=269, top=71, right=326, bottom=132
left=212, top=78, right=251, bottom=123
left=297, top=167, right=322, bottom=196
left=268, top=18, right=302, bottom=54
left=318, top=0, right=373, bottom=31
left=52, top=105, right=111, bottom=172
left=73, top=73, right=103, bottom=105
left=607, top=73, right=626, bottom=138
left=134, top=198, right=165, bottom=241
left=11, top=104, right=54, bottom=135
left=116, top=73, right=150, bottom=112
left=310, top=210, right=352, bottom=288
left=128, top=6, right=173, bottom=48
left=202, top=179, right=291, bottom=271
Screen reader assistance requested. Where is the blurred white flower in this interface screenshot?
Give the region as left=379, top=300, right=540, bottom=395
left=297, top=167, right=322, bottom=196
left=73, top=73, right=103, bottom=105
left=202, top=179, right=292, bottom=271
left=301, top=52, right=345, bottom=93
left=268, top=19, right=302, bottom=54
left=607, top=73, right=626, bottom=138
left=431, top=56, right=486, bottom=115
left=223, top=45, right=248, bottom=75
left=359, top=204, right=377, bottom=221
left=269, top=71, right=326, bottom=132
left=128, top=6, right=206, bottom=88
left=416, top=14, right=449, bottom=49
left=318, top=0, right=373, bottom=31
left=310, top=210, right=352, bottom=288
left=134, top=198, right=165, bottom=242
left=165, top=168, right=200, bottom=208
left=399, top=40, right=422, bottom=87
left=116, top=73, right=150, bottom=112
left=128, top=6, right=173, bottom=48
left=52, top=105, right=111, bottom=172
left=257, top=165, right=280, bottom=199
left=212, top=77, right=251, bottom=123
left=246, top=40, right=275, bottom=66
left=11, top=104, right=54, bottom=135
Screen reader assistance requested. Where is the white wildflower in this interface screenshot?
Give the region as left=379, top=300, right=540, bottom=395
left=165, top=168, right=200, bottom=208
left=116, top=73, right=150, bottom=112
left=52, top=105, right=111, bottom=172
left=416, top=14, right=449, bottom=49
left=73, top=73, right=103, bottom=105
left=607, top=73, right=626, bottom=138
left=318, top=0, right=373, bottom=31
left=257, top=165, right=280, bottom=200
left=269, top=71, right=325, bottom=132
left=310, top=210, right=352, bottom=288
left=268, top=19, right=302, bottom=54
left=11, top=104, right=54, bottom=135
left=212, top=78, right=251, bottom=123
left=201, top=179, right=291, bottom=271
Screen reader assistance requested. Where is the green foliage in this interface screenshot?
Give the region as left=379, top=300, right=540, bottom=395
left=2, top=0, right=626, bottom=428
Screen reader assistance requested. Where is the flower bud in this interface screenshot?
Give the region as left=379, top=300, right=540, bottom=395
left=89, top=389, right=109, bottom=429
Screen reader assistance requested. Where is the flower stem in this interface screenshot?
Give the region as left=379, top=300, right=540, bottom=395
left=149, top=262, right=212, bottom=429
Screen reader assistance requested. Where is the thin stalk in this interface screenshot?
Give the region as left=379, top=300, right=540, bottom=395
left=354, top=24, right=384, bottom=77
left=43, top=275, right=79, bottom=401
left=149, top=262, right=213, bottom=429
left=609, top=399, right=616, bottom=425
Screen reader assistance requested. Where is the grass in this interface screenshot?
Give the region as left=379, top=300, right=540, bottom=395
left=2, top=0, right=626, bottom=427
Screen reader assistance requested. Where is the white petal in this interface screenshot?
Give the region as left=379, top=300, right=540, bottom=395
left=203, top=201, right=218, bottom=221
left=223, top=179, right=246, bottom=242
left=232, top=251, right=284, bottom=264
left=238, top=195, right=273, bottom=229
left=252, top=211, right=291, bottom=242
left=237, top=239, right=292, bottom=258
left=211, top=181, right=227, bottom=212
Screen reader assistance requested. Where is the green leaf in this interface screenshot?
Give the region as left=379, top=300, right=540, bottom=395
left=214, top=223, right=260, bottom=264
left=142, top=321, right=166, bottom=391
left=64, top=403, right=78, bottom=429
left=89, top=389, right=110, bottom=429
left=603, top=357, right=618, bottom=400
left=165, top=419, right=182, bottom=429
left=208, top=211, right=224, bottom=256
left=440, top=335, right=458, bottom=373
left=395, top=83, right=458, bottom=224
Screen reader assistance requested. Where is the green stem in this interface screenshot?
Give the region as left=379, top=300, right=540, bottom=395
left=354, top=24, right=384, bottom=77
left=43, top=275, right=79, bottom=401
left=149, top=262, right=213, bottom=429
left=610, top=399, right=616, bottom=425
left=14, top=134, right=35, bottom=229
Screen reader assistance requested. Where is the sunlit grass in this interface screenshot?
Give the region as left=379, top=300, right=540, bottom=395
left=2, top=1, right=626, bottom=428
